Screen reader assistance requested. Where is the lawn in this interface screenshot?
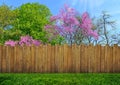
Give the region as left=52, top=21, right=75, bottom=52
left=0, top=73, right=120, bottom=85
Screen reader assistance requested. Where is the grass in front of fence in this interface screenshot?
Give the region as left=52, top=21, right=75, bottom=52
left=0, top=73, right=120, bottom=85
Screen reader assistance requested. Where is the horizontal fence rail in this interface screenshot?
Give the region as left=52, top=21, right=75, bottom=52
left=0, top=44, right=120, bottom=73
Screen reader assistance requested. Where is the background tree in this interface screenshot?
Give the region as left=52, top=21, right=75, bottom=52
left=93, top=11, right=116, bottom=45
left=0, top=4, right=18, bottom=44
left=45, top=5, right=98, bottom=45
left=13, top=3, right=52, bottom=43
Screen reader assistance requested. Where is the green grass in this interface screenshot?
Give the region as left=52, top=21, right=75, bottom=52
left=0, top=73, right=120, bottom=85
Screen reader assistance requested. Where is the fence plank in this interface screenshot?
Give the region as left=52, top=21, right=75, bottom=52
left=30, top=46, right=35, bottom=72
left=80, top=45, right=86, bottom=72
left=58, top=45, right=63, bottom=73
left=75, top=44, right=80, bottom=73
left=72, top=44, right=76, bottom=72
left=51, top=45, right=55, bottom=73
left=0, top=45, right=2, bottom=72
left=84, top=45, right=88, bottom=73
left=88, top=44, right=94, bottom=73
left=13, top=46, right=22, bottom=72
left=35, top=46, right=39, bottom=72
left=118, top=46, right=120, bottom=72
left=43, top=45, right=47, bottom=73
left=113, top=45, right=120, bottom=72
left=54, top=45, right=58, bottom=72
left=18, top=46, right=23, bottom=72
left=63, top=44, right=68, bottom=73
left=106, top=46, right=113, bottom=72
left=1, top=46, right=6, bottom=72
left=100, top=46, right=105, bottom=72
left=47, top=44, right=51, bottom=72
left=57, top=45, right=61, bottom=73
left=96, top=45, right=101, bottom=72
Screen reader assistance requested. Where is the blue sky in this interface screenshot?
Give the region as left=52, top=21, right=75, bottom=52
left=1, top=0, right=120, bottom=33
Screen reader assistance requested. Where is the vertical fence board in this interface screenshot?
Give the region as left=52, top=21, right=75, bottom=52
left=57, top=45, right=61, bottom=73
left=44, top=45, right=47, bottom=73
left=107, top=46, right=113, bottom=72
left=96, top=45, right=101, bottom=72
left=74, top=44, right=78, bottom=72
left=51, top=45, right=55, bottom=73
left=27, top=46, right=31, bottom=73
left=47, top=44, right=51, bottom=72
left=80, top=45, right=85, bottom=72
left=100, top=46, right=105, bottom=72
left=93, top=45, right=97, bottom=72
left=84, top=45, right=88, bottom=72
left=104, top=45, right=107, bottom=72
left=22, top=46, right=26, bottom=72
left=31, top=46, right=35, bottom=72
left=85, top=45, right=88, bottom=73
left=63, top=44, right=68, bottom=72
left=1, top=46, right=7, bottom=72
left=77, top=44, right=80, bottom=72
left=114, top=45, right=120, bottom=72
left=14, top=46, right=17, bottom=73
left=88, top=44, right=94, bottom=73
left=75, top=44, right=80, bottom=73
left=35, top=46, right=39, bottom=72
left=13, top=46, right=22, bottom=72
left=67, top=45, right=72, bottom=72
left=92, top=45, right=96, bottom=73
left=40, top=45, right=45, bottom=73
left=5, top=46, right=9, bottom=73
left=54, top=45, right=58, bottom=72
left=118, top=46, right=120, bottom=72
left=72, top=44, right=76, bottom=72
left=113, top=45, right=118, bottom=72
left=24, top=46, right=31, bottom=73
left=58, top=45, right=62, bottom=73
left=0, top=45, right=2, bottom=72
left=38, top=45, right=43, bottom=73
left=17, top=46, right=23, bottom=72
left=9, top=47, right=14, bottom=72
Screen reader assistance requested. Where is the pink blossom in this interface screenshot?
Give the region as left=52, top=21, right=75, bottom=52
left=19, top=36, right=33, bottom=46
left=69, top=17, right=79, bottom=25
left=50, top=16, right=59, bottom=22
left=45, top=5, right=99, bottom=42
left=32, top=40, right=41, bottom=46
left=5, top=35, right=41, bottom=46
left=44, top=25, right=53, bottom=29
left=90, top=31, right=98, bottom=39
left=5, top=40, right=17, bottom=46
left=81, top=12, right=92, bottom=29
left=64, top=26, right=73, bottom=33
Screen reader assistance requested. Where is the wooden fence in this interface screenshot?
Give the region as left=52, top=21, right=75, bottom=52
left=0, top=44, right=120, bottom=73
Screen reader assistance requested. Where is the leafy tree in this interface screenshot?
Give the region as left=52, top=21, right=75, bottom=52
left=13, top=3, right=52, bottom=43
left=0, top=4, right=18, bottom=44
left=0, top=4, right=17, bottom=29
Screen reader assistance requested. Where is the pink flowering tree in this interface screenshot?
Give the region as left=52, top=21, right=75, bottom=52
left=5, top=35, right=41, bottom=46
left=45, top=5, right=98, bottom=45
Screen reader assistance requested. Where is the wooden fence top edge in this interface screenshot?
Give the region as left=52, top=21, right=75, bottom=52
left=0, top=44, right=120, bottom=47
